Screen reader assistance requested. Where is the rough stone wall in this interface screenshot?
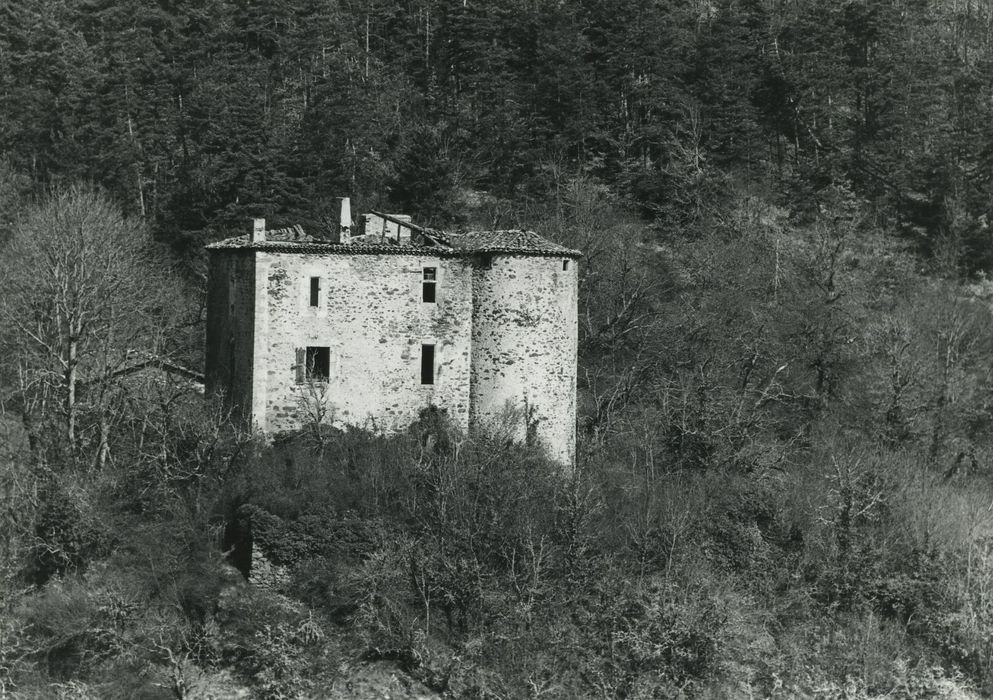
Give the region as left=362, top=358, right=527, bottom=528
left=250, top=548, right=290, bottom=591
left=254, top=252, right=474, bottom=434
left=470, top=255, right=578, bottom=464
left=205, top=251, right=257, bottom=422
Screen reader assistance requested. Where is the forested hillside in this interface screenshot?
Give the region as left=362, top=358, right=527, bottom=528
left=3, top=0, right=993, bottom=266
left=5, top=0, right=993, bottom=698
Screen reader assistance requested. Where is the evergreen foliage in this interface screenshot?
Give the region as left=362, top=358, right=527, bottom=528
left=5, top=1, right=993, bottom=697
left=2, top=0, right=993, bottom=270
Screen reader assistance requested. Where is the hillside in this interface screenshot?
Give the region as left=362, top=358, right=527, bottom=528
left=4, top=1, right=993, bottom=698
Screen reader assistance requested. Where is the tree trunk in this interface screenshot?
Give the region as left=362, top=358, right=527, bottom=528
left=94, top=414, right=110, bottom=471
left=66, top=336, right=77, bottom=446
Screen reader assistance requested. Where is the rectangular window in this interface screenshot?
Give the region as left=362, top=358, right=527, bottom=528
left=309, top=277, right=321, bottom=307
left=422, top=267, right=436, bottom=303
left=420, top=344, right=435, bottom=385
left=562, top=260, right=570, bottom=271
left=305, top=346, right=330, bottom=382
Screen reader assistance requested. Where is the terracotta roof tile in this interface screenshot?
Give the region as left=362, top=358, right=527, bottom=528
left=444, top=229, right=580, bottom=257
left=207, top=236, right=460, bottom=256
left=206, top=223, right=581, bottom=258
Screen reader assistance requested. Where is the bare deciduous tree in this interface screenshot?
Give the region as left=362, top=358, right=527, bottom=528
left=0, top=186, right=176, bottom=464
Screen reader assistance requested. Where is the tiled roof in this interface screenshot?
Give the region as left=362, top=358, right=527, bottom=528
left=207, top=239, right=463, bottom=256
left=207, top=224, right=581, bottom=258
left=443, top=229, right=581, bottom=257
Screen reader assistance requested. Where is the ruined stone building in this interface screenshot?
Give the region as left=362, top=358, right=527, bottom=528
left=205, top=203, right=580, bottom=464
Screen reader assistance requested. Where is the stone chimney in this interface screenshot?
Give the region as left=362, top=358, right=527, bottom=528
left=251, top=218, right=266, bottom=243
left=339, top=197, right=352, bottom=244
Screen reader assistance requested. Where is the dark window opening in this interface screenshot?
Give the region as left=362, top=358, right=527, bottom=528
left=421, top=344, right=435, bottom=385
left=422, top=267, right=436, bottom=303
left=562, top=260, right=570, bottom=271
left=309, top=277, right=321, bottom=306
left=475, top=254, right=493, bottom=269
left=306, top=346, right=330, bottom=381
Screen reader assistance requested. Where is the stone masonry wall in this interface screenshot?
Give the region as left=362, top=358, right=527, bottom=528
left=470, top=255, right=578, bottom=463
left=255, top=252, right=474, bottom=434
left=205, top=251, right=257, bottom=422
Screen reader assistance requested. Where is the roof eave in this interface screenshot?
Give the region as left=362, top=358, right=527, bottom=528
left=207, top=242, right=583, bottom=258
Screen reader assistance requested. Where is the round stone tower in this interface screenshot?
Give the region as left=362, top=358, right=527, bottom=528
left=461, top=232, right=579, bottom=464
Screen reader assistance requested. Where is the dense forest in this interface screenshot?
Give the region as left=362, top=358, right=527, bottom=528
left=5, top=0, right=993, bottom=697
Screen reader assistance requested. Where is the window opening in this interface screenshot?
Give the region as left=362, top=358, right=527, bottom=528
left=562, top=260, right=570, bottom=271
left=305, top=346, right=330, bottom=381
left=309, top=277, right=321, bottom=307
left=422, top=267, right=436, bottom=303
left=421, top=344, right=435, bottom=385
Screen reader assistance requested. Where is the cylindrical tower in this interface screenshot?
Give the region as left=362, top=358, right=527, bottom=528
left=469, top=250, right=578, bottom=464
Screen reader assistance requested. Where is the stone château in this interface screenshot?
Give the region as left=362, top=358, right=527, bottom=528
left=205, top=201, right=579, bottom=464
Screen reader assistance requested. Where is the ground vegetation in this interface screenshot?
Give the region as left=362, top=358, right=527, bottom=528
left=4, top=1, right=993, bottom=697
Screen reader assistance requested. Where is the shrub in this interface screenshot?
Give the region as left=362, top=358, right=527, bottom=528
left=11, top=575, right=139, bottom=681
left=568, top=578, right=730, bottom=697
left=211, top=585, right=338, bottom=699
left=24, top=478, right=113, bottom=585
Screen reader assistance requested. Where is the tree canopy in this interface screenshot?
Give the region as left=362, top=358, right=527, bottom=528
left=6, top=2, right=993, bottom=698
left=2, top=0, right=992, bottom=272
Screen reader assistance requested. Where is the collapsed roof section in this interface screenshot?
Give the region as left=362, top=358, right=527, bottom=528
left=207, top=206, right=582, bottom=259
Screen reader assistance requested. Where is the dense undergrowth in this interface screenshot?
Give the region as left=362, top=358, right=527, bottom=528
left=5, top=0, right=993, bottom=691
left=3, top=415, right=992, bottom=698
left=4, top=182, right=993, bottom=698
